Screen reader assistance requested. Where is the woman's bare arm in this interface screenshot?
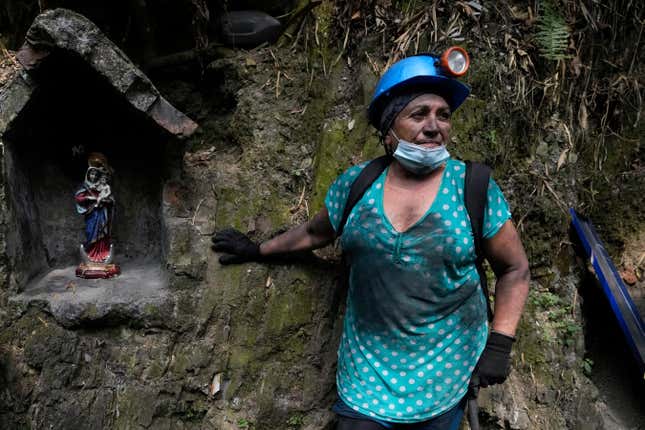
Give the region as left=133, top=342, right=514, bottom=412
left=482, top=220, right=531, bottom=336
left=259, top=207, right=337, bottom=256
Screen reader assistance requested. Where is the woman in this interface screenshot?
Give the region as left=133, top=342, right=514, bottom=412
left=212, top=54, right=530, bottom=429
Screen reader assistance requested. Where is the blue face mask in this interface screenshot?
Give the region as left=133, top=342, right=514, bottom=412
left=391, top=131, right=450, bottom=175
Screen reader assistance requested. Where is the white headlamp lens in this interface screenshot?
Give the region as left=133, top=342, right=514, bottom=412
left=447, top=50, right=467, bottom=74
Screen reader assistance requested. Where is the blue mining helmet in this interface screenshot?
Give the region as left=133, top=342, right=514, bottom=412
left=367, top=47, right=471, bottom=128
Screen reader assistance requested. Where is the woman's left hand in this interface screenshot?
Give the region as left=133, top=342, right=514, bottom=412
left=472, top=331, right=515, bottom=387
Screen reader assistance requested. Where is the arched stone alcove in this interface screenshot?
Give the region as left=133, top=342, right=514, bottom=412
left=0, top=9, right=198, bottom=326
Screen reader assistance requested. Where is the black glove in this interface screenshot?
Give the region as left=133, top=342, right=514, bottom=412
left=473, top=331, right=515, bottom=388
left=211, top=228, right=261, bottom=265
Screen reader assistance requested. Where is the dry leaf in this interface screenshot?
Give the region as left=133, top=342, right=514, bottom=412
left=557, top=148, right=569, bottom=171
left=578, top=102, right=588, bottom=131
left=210, top=373, right=222, bottom=396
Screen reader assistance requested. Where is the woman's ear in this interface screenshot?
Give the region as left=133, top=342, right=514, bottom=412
left=383, top=133, right=395, bottom=155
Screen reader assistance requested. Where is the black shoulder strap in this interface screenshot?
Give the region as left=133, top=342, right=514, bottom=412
left=465, top=161, right=493, bottom=321
left=337, top=155, right=392, bottom=237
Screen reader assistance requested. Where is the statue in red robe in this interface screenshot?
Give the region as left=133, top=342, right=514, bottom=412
left=75, top=153, right=120, bottom=278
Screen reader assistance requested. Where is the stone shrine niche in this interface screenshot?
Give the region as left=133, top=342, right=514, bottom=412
left=0, top=9, right=198, bottom=326
left=6, top=53, right=167, bottom=284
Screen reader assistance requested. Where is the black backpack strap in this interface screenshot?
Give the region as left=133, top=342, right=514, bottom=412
left=465, top=161, right=493, bottom=321
left=336, top=155, right=392, bottom=237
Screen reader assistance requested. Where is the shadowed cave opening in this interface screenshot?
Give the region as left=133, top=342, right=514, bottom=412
left=579, top=272, right=645, bottom=428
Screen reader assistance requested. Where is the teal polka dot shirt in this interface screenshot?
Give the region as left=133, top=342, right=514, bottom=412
left=325, top=158, right=511, bottom=423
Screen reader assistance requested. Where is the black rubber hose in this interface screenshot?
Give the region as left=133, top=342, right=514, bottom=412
left=467, top=375, right=480, bottom=430
left=467, top=397, right=480, bottom=430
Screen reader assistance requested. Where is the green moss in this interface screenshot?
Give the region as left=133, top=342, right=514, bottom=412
left=143, top=303, right=161, bottom=320
left=462, top=55, right=501, bottom=102
left=222, top=268, right=321, bottom=405
left=195, top=280, right=224, bottom=325
left=264, top=276, right=314, bottom=338
left=274, top=330, right=308, bottom=365
left=237, top=418, right=255, bottom=429
left=79, top=303, right=99, bottom=320
left=229, top=319, right=259, bottom=347
left=286, top=412, right=304, bottom=428
left=310, top=0, right=335, bottom=74
left=311, top=122, right=347, bottom=211
left=521, top=288, right=581, bottom=359
left=127, top=352, right=138, bottom=372
left=252, top=362, right=299, bottom=419
left=310, top=112, right=381, bottom=212
left=143, top=359, right=165, bottom=380
left=176, top=401, right=208, bottom=422
left=228, top=346, right=255, bottom=370
left=168, top=344, right=211, bottom=376
left=243, top=282, right=268, bottom=318
left=516, top=307, right=552, bottom=383
left=21, top=314, right=75, bottom=369
left=114, top=387, right=156, bottom=429
left=314, top=1, right=334, bottom=40
left=216, top=264, right=245, bottom=305
left=450, top=97, right=520, bottom=168
left=554, top=248, right=572, bottom=276
left=215, top=187, right=274, bottom=231
left=512, top=280, right=588, bottom=389
left=227, top=340, right=280, bottom=375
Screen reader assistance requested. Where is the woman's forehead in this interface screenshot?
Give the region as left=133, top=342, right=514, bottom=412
left=404, top=94, right=450, bottom=111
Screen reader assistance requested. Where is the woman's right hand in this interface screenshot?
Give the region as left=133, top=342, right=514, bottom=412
left=211, top=228, right=261, bottom=265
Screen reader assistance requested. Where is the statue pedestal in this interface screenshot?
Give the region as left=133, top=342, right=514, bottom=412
left=76, top=262, right=120, bottom=279
left=12, top=263, right=169, bottom=328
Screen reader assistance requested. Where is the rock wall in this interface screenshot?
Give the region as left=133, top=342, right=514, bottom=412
left=1, top=1, right=644, bottom=429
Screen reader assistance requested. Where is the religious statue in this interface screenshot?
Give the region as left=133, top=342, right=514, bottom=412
left=75, top=152, right=120, bottom=278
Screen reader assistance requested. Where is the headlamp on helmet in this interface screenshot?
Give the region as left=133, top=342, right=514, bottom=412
left=440, top=46, right=470, bottom=77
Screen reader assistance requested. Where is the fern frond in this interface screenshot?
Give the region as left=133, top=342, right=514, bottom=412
left=535, top=0, right=571, bottom=61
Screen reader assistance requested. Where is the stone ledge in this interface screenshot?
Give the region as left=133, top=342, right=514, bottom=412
left=10, top=262, right=174, bottom=328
